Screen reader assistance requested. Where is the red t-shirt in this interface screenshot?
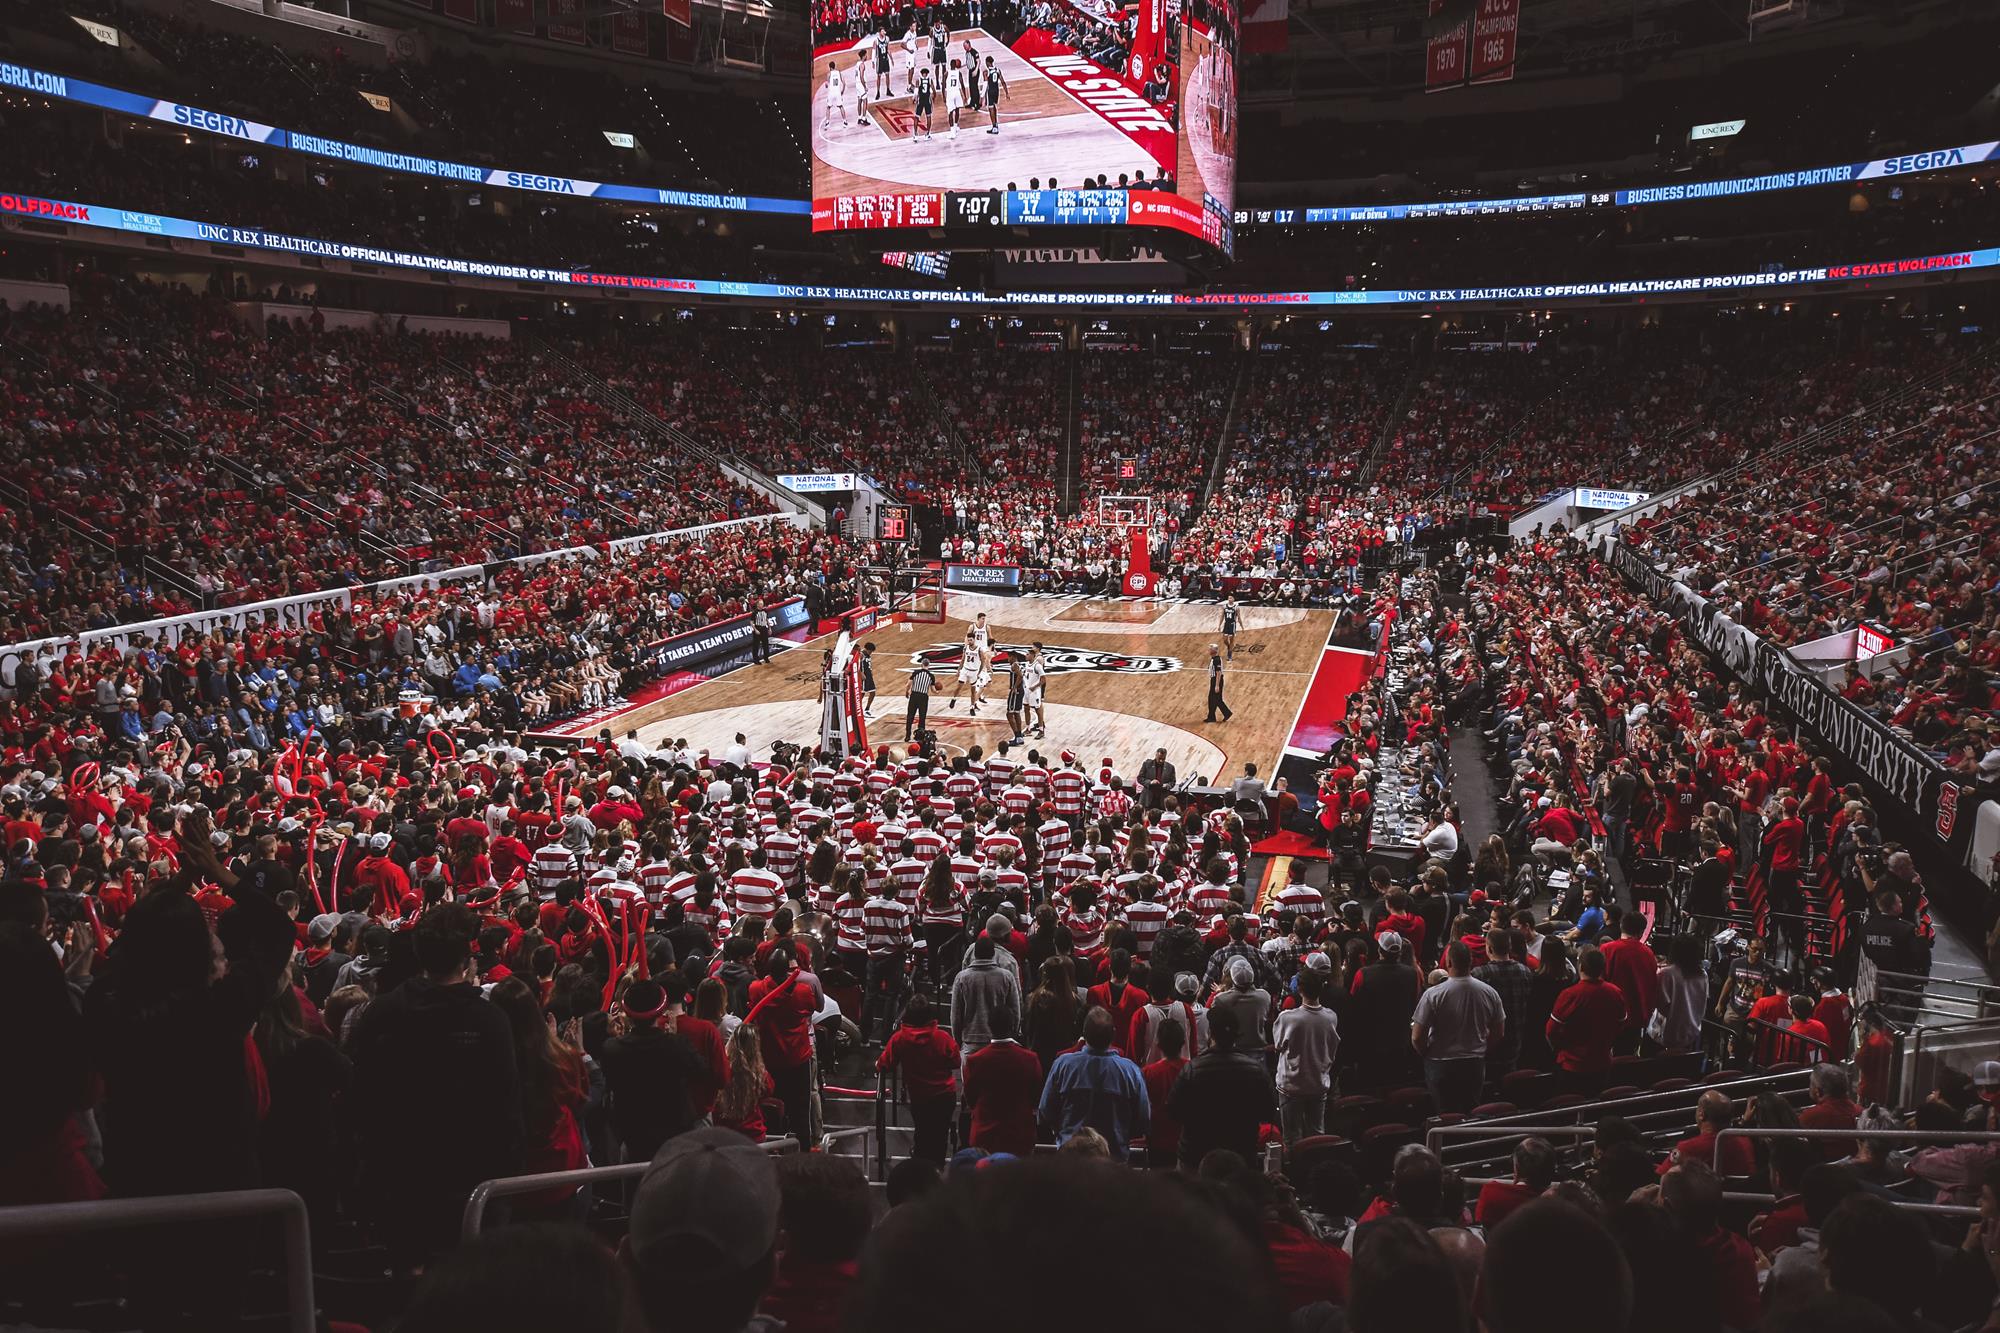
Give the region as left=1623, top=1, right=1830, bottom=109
left=1598, top=937, right=1660, bottom=1035
left=1546, top=978, right=1626, bottom=1073
left=962, top=1041, right=1042, bottom=1156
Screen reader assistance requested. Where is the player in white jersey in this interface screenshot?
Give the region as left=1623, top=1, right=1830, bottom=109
left=946, top=616, right=990, bottom=714
left=1020, top=643, right=1047, bottom=738
left=823, top=58, right=848, bottom=128
left=902, top=23, right=921, bottom=92
left=945, top=57, right=965, bottom=139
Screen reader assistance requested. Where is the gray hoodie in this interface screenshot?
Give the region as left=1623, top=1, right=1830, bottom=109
left=951, top=951, right=1022, bottom=1051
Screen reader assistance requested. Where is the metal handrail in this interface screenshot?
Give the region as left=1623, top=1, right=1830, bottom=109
left=1425, top=1123, right=1602, bottom=1152
left=0, top=1188, right=313, bottom=1333
left=1713, top=1127, right=2000, bottom=1175
left=460, top=1126, right=872, bottom=1241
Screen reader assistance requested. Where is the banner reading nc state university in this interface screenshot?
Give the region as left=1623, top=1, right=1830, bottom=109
left=1604, top=539, right=1979, bottom=861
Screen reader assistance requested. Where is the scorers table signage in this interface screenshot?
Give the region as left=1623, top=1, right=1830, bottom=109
left=943, top=563, right=1023, bottom=593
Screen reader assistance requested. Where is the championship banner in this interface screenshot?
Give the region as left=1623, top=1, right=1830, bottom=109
left=1241, top=0, right=1288, bottom=54
left=440, top=0, right=477, bottom=21
left=1603, top=539, right=1978, bottom=861
left=1425, top=0, right=1468, bottom=91
left=663, top=0, right=692, bottom=26
left=613, top=12, right=649, bottom=53
left=1467, top=0, right=1518, bottom=84
left=546, top=0, right=587, bottom=43
left=494, top=0, right=534, bottom=32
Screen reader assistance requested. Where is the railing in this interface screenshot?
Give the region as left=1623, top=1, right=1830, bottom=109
left=1712, top=1126, right=2000, bottom=1176
left=1200, top=353, right=1251, bottom=511
left=0, top=1188, right=314, bottom=1333
left=1432, top=1069, right=1814, bottom=1172
left=461, top=1126, right=872, bottom=1242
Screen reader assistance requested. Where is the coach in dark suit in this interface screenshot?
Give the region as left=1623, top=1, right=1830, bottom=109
left=1206, top=644, right=1233, bottom=723
left=1138, top=748, right=1177, bottom=809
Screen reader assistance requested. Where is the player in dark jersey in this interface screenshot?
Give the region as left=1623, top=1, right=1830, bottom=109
left=929, top=20, right=949, bottom=82
left=912, top=67, right=934, bottom=140
left=1219, top=596, right=1240, bottom=659
left=983, top=55, right=1007, bottom=133
left=1004, top=654, right=1027, bottom=742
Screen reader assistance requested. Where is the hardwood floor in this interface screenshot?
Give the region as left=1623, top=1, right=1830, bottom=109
left=611, top=592, right=1332, bottom=784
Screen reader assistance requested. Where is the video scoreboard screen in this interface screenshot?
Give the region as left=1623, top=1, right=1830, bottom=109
left=809, top=0, right=1237, bottom=254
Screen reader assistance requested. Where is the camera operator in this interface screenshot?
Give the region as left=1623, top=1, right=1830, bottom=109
left=1830, top=801, right=1883, bottom=916
left=1856, top=847, right=1931, bottom=974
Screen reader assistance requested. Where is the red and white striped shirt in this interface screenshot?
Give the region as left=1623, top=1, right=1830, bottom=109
left=890, top=856, right=929, bottom=905
left=532, top=844, right=587, bottom=895
left=1273, top=883, right=1328, bottom=929
left=981, top=830, right=1023, bottom=862
left=1019, top=765, right=1052, bottom=798
left=862, top=895, right=914, bottom=953
left=1038, top=817, right=1072, bottom=859
left=1099, top=788, right=1134, bottom=820
left=1062, top=906, right=1108, bottom=954
left=992, top=866, right=1030, bottom=903
left=1051, top=769, right=1088, bottom=815
left=763, top=830, right=803, bottom=886
left=831, top=896, right=869, bottom=952
left=1056, top=849, right=1097, bottom=885
left=949, top=853, right=983, bottom=894
left=908, top=827, right=948, bottom=862
left=984, top=755, right=1017, bottom=792
left=944, top=772, right=981, bottom=803
left=730, top=867, right=785, bottom=921
left=918, top=886, right=965, bottom=927
left=639, top=860, right=679, bottom=903
left=1124, top=899, right=1171, bottom=957
left=1000, top=784, right=1035, bottom=818
left=1187, top=881, right=1234, bottom=928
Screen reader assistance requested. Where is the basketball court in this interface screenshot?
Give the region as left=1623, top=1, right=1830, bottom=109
left=597, top=588, right=1336, bottom=787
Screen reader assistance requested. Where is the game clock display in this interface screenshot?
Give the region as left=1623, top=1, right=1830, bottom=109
left=809, top=0, right=1237, bottom=254
left=878, top=504, right=912, bottom=541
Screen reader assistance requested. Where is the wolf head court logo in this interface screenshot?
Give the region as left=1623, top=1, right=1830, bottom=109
left=911, top=643, right=1181, bottom=676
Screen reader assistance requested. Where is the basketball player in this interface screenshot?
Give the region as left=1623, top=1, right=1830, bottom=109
left=929, top=18, right=949, bottom=84
left=873, top=25, right=891, bottom=97
left=1219, top=595, right=1240, bottom=659
left=855, top=59, right=873, bottom=125
left=983, top=55, right=1008, bottom=133
left=860, top=641, right=879, bottom=717
left=912, top=66, right=934, bottom=139
left=947, top=618, right=989, bottom=712
left=1022, top=643, right=1047, bottom=738
left=823, top=57, right=848, bottom=128
left=902, top=21, right=921, bottom=91
left=1004, top=653, right=1027, bottom=742
left=944, top=56, right=965, bottom=139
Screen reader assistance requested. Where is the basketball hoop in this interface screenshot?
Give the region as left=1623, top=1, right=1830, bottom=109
left=1096, top=494, right=1155, bottom=531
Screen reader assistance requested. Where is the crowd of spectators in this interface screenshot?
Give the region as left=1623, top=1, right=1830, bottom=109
left=6, top=550, right=1997, bottom=1332
left=1623, top=349, right=2000, bottom=762
left=0, top=284, right=777, bottom=638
